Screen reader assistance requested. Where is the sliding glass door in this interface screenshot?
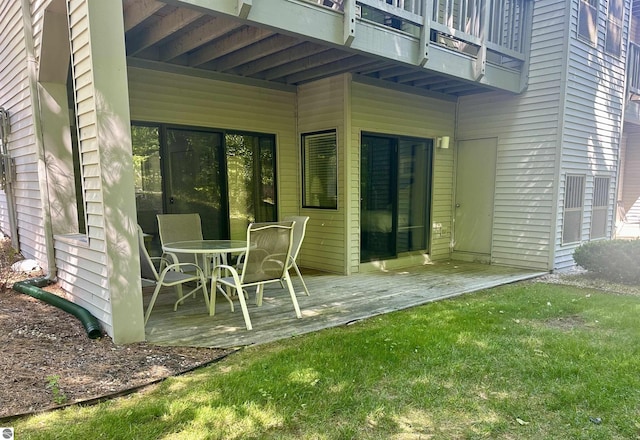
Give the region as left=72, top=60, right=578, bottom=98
left=132, top=123, right=277, bottom=246
left=165, top=127, right=227, bottom=240
left=361, top=133, right=432, bottom=262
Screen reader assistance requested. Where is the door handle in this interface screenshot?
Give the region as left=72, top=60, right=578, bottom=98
left=169, top=197, right=175, bottom=204
left=455, top=203, right=460, bottom=208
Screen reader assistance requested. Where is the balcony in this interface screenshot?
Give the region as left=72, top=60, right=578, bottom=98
left=124, top=0, right=532, bottom=98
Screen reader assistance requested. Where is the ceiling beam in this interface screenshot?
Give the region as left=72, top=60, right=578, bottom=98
left=188, top=26, right=273, bottom=67
left=208, top=34, right=301, bottom=72
left=127, top=7, right=203, bottom=55
left=158, top=16, right=243, bottom=61
left=123, top=0, right=166, bottom=32
left=285, top=56, right=379, bottom=84
left=234, top=41, right=328, bottom=76
left=261, top=49, right=351, bottom=81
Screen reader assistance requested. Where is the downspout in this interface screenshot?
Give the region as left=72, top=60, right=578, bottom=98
left=13, top=277, right=102, bottom=339
left=14, top=1, right=101, bottom=339
left=20, top=0, right=57, bottom=281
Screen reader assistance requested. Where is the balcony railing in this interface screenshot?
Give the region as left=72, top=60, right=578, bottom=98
left=628, top=42, right=640, bottom=98
left=312, top=0, right=530, bottom=72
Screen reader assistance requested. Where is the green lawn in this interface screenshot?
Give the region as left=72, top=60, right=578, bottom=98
left=13, top=282, right=640, bottom=439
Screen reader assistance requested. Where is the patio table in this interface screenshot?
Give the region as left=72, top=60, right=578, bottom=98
left=162, top=240, right=250, bottom=312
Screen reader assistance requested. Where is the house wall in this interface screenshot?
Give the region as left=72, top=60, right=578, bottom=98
left=621, top=124, right=640, bottom=221
left=0, top=0, right=48, bottom=263
left=457, top=0, right=565, bottom=271
left=350, top=80, right=456, bottom=273
left=127, top=66, right=299, bottom=248
left=62, top=0, right=144, bottom=343
left=296, top=76, right=348, bottom=273
left=553, top=0, right=628, bottom=268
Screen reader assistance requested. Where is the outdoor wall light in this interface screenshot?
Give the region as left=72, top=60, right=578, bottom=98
left=436, top=136, right=450, bottom=149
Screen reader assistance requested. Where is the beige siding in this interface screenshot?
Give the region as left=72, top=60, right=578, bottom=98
left=0, top=0, right=47, bottom=263
left=54, top=236, right=112, bottom=335
left=127, top=66, right=300, bottom=249
left=296, top=76, right=347, bottom=273
left=351, top=81, right=456, bottom=273
left=457, top=0, right=565, bottom=271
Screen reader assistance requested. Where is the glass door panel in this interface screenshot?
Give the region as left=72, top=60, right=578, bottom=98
left=226, top=133, right=277, bottom=241
left=397, top=139, right=430, bottom=253
left=361, top=135, right=396, bottom=261
left=165, top=127, right=227, bottom=239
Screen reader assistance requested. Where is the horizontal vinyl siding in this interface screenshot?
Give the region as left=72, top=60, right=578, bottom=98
left=456, top=0, right=565, bottom=271
left=54, top=238, right=112, bottom=335
left=0, top=0, right=47, bottom=264
left=127, top=67, right=297, bottom=218
left=555, top=0, right=628, bottom=269
left=621, top=126, right=640, bottom=221
left=296, top=76, right=346, bottom=273
left=351, top=81, right=456, bottom=273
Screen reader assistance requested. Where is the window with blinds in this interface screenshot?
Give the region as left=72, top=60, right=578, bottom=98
left=578, top=0, right=598, bottom=45
left=590, top=177, right=610, bottom=239
left=562, top=175, right=585, bottom=244
left=302, top=130, right=338, bottom=209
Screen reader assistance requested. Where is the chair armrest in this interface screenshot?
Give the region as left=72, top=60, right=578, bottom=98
left=160, top=262, right=205, bottom=278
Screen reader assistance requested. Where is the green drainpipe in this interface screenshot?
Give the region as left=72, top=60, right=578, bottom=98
left=13, top=277, right=102, bottom=339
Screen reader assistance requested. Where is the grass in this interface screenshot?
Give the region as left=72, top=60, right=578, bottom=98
left=12, top=282, right=640, bottom=439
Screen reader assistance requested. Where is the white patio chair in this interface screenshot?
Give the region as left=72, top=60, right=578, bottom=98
left=138, top=225, right=209, bottom=325
left=157, top=213, right=203, bottom=267
left=282, top=215, right=311, bottom=296
left=210, top=221, right=302, bottom=330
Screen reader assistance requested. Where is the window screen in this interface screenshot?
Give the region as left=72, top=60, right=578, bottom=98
left=302, top=130, right=337, bottom=209
left=562, top=175, right=585, bottom=244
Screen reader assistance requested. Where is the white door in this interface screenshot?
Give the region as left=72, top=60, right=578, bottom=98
left=453, top=138, right=497, bottom=255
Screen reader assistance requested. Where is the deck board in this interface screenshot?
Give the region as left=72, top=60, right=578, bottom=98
left=144, top=260, right=546, bottom=349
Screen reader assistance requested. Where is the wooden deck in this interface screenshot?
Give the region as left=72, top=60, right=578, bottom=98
left=144, top=261, right=546, bottom=349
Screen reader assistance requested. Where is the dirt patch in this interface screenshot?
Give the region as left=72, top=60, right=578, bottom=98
left=544, top=315, right=589, bottom=331
left=0, top=243, right=232, bottom=421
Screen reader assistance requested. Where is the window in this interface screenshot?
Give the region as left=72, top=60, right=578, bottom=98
left=562, top=175, right=585, bottom=244
left=590, top=177, right=610, bottom=238
left=578, top=0, right=598, bottom=45
left=302, top=130, right=337, bottom=209
left=605, top=0, right=623, bottom=56
left=67, top=66, right=86, bottom=234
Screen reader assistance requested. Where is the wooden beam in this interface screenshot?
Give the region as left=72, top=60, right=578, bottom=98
left=123, top=0, right=165, bottom=32
left=188, top=26, right=273, bottom=67
left=343, top=0, right=356, bottom=46
left=126, top=7, right=203, bottom=55
left=238, top=0, right=252, bottom=18
left=209, top=34, right=301, bottom=72
left=234, top=42, right=328, bottom=76
left=261, top=49, right=351, bottom=81
left=158, top=17, right=242, bottom=62
left=284, top=56, right=378, bottom=84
